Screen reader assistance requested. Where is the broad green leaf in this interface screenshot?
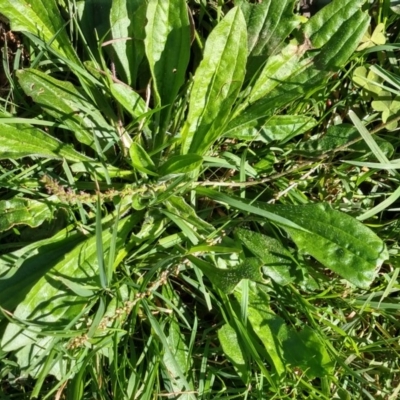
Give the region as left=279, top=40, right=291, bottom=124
left=284, top=326, right=333, bottom=378
left=303, top=0, right=366, bottom=49
left=246, top=44, right=308, bottom=105
left=197, top=189, right=388, bottom=288
left=189, top=256, right=263, bottom=293
left=159, top=154, right=203, bottom=176
left=0, top=0, right=79, bottom=64
left=0, top=231, right=84, bottom=313
left=313, top=11, right=369, bottom=69
left=17, top=69, right=116, bottom=148
left=226, top=65, right=322, bottom=134
left=260, top=115, right=316, bottom=143
left=300, top=123, right=394, bottom=156
left=228, top=1, right=369, bottom=133
left=145, top=0, right=190, bottom=140
left=1, top=214, right=137, bottom=352
left=240, top=0, right=300, bottom=78
left=235, top=284, right=285, bottom=377
left=258, top=203, right=389, bottom=288
left=300, top=124, right=358, bottom=153
left=11, top=336, right=66, bottom=380
left=163, top=320, right=191, bottom=397
left=110, top=0, right=147, bottom=85
left=0, top=198, right=52, bottom=233
left=109, top=82, right=148, bottom=119
left=129, top=142, right=158, bottom=176
left=225, top=44, right=313, bottom=133
left=181, top=7, right=247, bottom=155
left=236, top=283, right=333, bottom=378
left=0, top=123, right=91, bottom=161
left=236, top=229, right=295, bottom=285
left=165, top=195, right=214, bottom=236
left=218, top=324, right=248, bottom=382
left=195, top=187, right=307, bottom=232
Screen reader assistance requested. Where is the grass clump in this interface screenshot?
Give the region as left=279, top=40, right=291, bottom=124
left=0, top=0, right=400, bottom=398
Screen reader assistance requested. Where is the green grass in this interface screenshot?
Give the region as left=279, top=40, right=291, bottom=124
left=0, top=0, right=400, bottom=399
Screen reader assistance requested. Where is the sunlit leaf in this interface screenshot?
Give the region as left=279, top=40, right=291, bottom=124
left=181, top=7, right=247, bottom=155
left=357, top=23, right=386, bottom=51
left=110, top=0, right=147, bottom=85
left=198, top=188, right=388, bottom=288
left=145, top=0, right=190, bottom=141
left=0, top=123, right=91, bottom=161
left=260, top=202, right=389, bottom=288
left=1, top=214, right=137, bottom=353
left=0, top=0, right=79, bottom=63
left=236, top=283, right=333, bottom=378
left=352, top=66, right=383, bottom=95
left=236, top=229, right=295, bottom=285
left=163, top=320, right=191, bottom=396
left=159, top=154, right=203, bottom=176
left=0, top=198, right=52, bottom=233
left=218, top=324, right=248, bottom=382
left=371, top=91, right=400, bottom=128
left=129, top=142, right=158, bottom=176
left=17, top=69, right=116, bottom=148
left=240, top=0, right=300, bottom=78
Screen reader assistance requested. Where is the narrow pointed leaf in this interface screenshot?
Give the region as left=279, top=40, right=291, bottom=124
left=228, top=0, right=369, bottom=133
left=259, top=203, right=389, bottom=288
left=145, top=0, right=190, bottom=137
left=0, top=0, right=79, bottom=63
left=159, top=154, right=203, bottom=176
left=235, top=286, right=285, bottom=377
left=163, top=320, right=191, bottom=395
left=1, top=214, right=137, bottom=352
left=218, top=324, right=248, bottom=382
left=17, top=69, right=116, bottom=148
left=182, top=7, right=247, bottom=155
left=0, top=123, right=91, bottom=161
left=240, top=0, right=300, bottom=77
left=236, top=229, right=295, bottom=285
left=236, top=284, right=333, bottom=378
left=110, top=0, right=147, bottom=85
left=129, top=142, right=158, bottom=176
left=195, top=187, right=307, bottom=231
left=303, top=0, right=366, bottom=49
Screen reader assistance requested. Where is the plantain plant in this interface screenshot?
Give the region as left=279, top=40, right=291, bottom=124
left=0, top=0, right=390, bottom=398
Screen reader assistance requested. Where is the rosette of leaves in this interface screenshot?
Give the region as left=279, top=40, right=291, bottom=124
left=0, top=0, right=388, bottom=397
